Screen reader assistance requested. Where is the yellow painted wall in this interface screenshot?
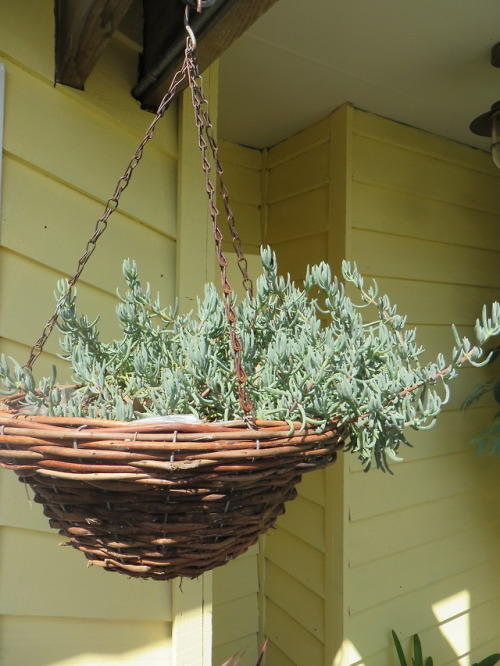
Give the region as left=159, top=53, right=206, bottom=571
left=0, top=1, right=213, bottom=664
left=216, top=139, right=264, bottom=299
left=211, top=142, right=264, bottom=666
left=340, top=107, right=500, bottom=666
left=259, top=116, right=332, bottom=666
left=261, top=105, right=500, bottom=665
left=0, top=2, right=261, bottom=662
left=3, top=3, right=499, bottom=664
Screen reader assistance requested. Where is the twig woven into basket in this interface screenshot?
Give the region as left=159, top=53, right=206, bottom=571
left=0, top=397, right=344, bottom=580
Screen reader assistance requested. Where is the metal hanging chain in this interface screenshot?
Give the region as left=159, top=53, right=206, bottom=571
left=25, top=60, right=189, bottom=370
left=184, top=9, right=254, bottom=415
left=183, top=11, right=253, bottom=299
left=25, top=5, right=254, bottom=417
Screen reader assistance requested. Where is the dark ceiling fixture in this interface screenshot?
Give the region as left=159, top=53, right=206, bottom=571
left=470, top=42, right=500, bottom=168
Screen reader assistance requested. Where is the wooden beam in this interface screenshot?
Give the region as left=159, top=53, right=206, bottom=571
left=55, top=0, right=135, bottom=89
left=133, top=0, right=281, bottom=110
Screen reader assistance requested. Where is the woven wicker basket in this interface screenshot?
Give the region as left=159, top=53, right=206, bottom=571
left=0, top=28, right=347, bottom=581
left=0, top=397, right=344, bottom=579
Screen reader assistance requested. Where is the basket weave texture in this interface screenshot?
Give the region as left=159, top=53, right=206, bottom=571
left=0, top=398, right=344, bottom=580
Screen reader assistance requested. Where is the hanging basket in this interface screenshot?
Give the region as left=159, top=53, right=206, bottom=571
left=0, top=6, right=348, bottom=580
left=0, top=396, right=344, bottom=579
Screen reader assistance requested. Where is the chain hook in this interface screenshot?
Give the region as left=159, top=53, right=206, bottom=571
left=184, top=6, right=197, bottom=50
left=183, top=0, right=218, bottom=10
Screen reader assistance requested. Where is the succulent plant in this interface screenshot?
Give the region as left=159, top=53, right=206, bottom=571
left=1, top=247, right=499, bottom=472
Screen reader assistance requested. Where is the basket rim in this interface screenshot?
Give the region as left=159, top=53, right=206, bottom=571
left=0, top=393, right=346, bottom=485
left=0, top=393, right=342, bottom=442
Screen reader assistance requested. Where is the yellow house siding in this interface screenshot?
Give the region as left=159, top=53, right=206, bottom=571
left=3, top=6, right=272, bottom=666
left=212, top=550, right=260, bottom=666
left=219, top=139, right=263, bottom=256
left=211, top=142, right=263, bottom=666
left=338, top=108, right=500, bottom=665
left=0, top=616, right=172, bottom=666
left=0, top=1, right=200, bottom=662
left=260, top=105, right=500, bottom=665
left=216, top=139, right=264, bottom=305
left=3, top=4, right=499, bottom=662
left=265, top=117, right=331, bottom=281
left=257, top=119, right=336, bottom=665
left=0, top=60, right=177, bottom=362
left=0, top=525, right=172, bottom=622
left=261, top=470, right=328, bottom=663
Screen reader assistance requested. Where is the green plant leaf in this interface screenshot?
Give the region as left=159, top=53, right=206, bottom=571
left=392, top=630, right=408, bottom=666
left=472, top=654, right=500, bottom=666
left=412, top=633, right=424, bottom=666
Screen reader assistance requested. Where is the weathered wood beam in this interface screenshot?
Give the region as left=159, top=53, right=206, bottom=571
left=55, top=0, right=135, bottom=89
left=133, top=0, right=281, bottom=110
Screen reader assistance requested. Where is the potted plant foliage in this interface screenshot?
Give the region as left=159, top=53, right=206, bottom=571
left=0, top=248, right=498, bottom=579
left=1, top=247, right=499, bottom=471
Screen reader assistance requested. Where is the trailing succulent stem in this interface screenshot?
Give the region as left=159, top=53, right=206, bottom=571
left=1, top=248, right=499, bottom=472
left=462, top=344, right=500, bottom=456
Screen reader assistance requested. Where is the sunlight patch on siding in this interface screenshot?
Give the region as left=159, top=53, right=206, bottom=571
left=432, top=590, right=471, bottom=665
left=333, top=639, right=364, bottom=666
left=50, top=641, right=172, bottom=665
